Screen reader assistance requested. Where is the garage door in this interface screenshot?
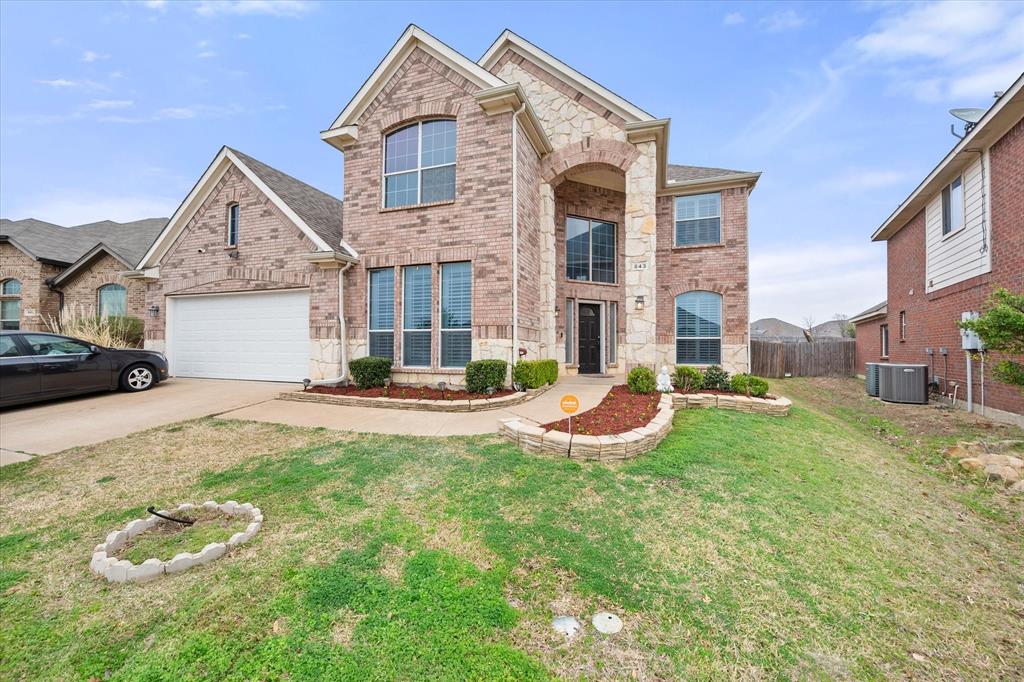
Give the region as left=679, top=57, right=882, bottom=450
left=168, top=290, right=309, bottom=382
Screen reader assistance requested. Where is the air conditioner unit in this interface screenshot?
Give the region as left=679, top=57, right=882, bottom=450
left=865, top=363, right=882, bottom=397
left=878, top=363, right=928, bottom=404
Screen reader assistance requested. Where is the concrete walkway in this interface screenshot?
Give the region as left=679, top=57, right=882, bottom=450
left=216, top=374, right=618, bottom=436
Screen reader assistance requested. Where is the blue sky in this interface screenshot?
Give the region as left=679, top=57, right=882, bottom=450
left=2, top=1, right=1022, bottom=323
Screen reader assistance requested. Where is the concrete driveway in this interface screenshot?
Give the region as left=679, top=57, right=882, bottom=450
left=0, top=378, right=290, bottom=465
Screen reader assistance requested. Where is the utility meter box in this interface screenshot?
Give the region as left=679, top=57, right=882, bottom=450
left=960, top=312, right=984, bottom=350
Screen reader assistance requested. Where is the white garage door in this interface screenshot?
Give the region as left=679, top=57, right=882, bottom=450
left=168, top=289, right=309, bottom=382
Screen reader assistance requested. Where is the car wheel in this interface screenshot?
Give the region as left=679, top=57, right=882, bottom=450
left=121, top=364, right=155, bottom=392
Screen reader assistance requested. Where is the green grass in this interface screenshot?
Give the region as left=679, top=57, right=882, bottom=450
left=0, top=379, right=1021, bottom=680
left=119, top=513, right=252, bottom=564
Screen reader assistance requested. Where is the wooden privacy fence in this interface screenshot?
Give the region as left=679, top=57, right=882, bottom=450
left=750, top=339, right=856, bottom=378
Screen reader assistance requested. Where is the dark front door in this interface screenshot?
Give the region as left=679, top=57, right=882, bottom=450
left=578, top=303, right=601, bottom=374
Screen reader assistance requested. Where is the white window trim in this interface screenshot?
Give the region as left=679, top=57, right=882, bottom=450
left=401, top=264, right=433, bottom=368
left=439, top=261, right=472, bottom=369
left=880, top=323, right=890, bottom=358
left=227, top=202, right=240, bottom=247
left=941, top=175, right=965, bottom=238
left=899, top=311, right=906, bottom=341
left=673, top=192, right=722, bottom=247
left=608, top=301, right=617, bottom=365
left=565, top=214, right=617, bottom=284
left=565, top=298, right=574, bottom=365
left=675, top=292, right=723, bottom=366
left=382, top=120, right=456, bottom=209
left=367, top=268, right=395, bottom=360
left=97, top=284, right=127, bottom=318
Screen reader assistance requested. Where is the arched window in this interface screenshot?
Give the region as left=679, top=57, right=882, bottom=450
left=98, top=284, right=127, bottom=317
left=675, top=291, right=722, bottom=365
left=1, top=278, right=21, bottom=330
left=383, top=119, right=456, bottom=208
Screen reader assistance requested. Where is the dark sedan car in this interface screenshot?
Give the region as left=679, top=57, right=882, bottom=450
left=0, top=331, right=169, bottom=408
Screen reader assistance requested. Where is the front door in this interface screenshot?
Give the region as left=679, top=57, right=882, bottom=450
left=578, top=303, right=601, bottom=374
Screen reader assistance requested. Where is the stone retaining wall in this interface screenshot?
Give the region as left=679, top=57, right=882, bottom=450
left=90, top=501, right=261, bottom=584
left=278, top=383, right=553, bottom=413
left=499, top=393, right=674, bottom=461
left=672, top=392, right=791, bottom=416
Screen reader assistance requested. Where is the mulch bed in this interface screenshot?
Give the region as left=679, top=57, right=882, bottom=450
left=305, top=384, right=517, bottom=401
left=542, top=385, right=661, bottom=436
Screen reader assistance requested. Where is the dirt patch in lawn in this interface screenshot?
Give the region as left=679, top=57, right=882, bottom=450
left=305, top=385, right=516, bottom=400
left=542, top=385, right=660, bottom=436
left=117, top=509, right=251, bottom=564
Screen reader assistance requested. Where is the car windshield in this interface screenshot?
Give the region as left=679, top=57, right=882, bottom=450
left=21, top=334, right=92, bottom=356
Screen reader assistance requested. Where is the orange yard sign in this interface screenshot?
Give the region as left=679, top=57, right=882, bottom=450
left=560, top=394, right=580, bottom=414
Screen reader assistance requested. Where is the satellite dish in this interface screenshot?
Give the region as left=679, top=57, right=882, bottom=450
left=949, top=108, right=986, bottom=124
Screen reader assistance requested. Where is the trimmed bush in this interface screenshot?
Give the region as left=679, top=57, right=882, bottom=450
left=730, top=374, right=770, bottom=398
left=673, top=365, right=703, bottom=392
left=701, top=365, right=731, bottom=391
left=105, top=316, right=144, bottom=348
left=465, top=359, right=508, bottom=393
left=512, top=359, right=559, bottom=390
left=349, top=356, right=392, bottom=389
left=627, top=366, right=657, bottom=394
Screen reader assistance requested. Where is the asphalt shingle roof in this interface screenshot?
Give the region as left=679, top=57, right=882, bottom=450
left=229, top=148, right=344, bottom=250
left=0, top=217, right=166, bottom=266
left=666, top=164, right=753, bottom=183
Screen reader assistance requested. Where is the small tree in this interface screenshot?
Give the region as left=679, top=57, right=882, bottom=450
left=833, top=313, right=855, bottom=339
left=802, top=315, right=816, bottom=343
left=958, top=288, right=1024, bottom=393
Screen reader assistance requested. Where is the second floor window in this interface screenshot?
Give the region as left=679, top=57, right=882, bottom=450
left=384, top=120, right=456, bottom=208
left=227, top=203, right=240, bottom=246
left=566, top=216, right=615, bottom=283
left=941, top=175, right=964, bottom=235
left=675, top=193, right=721, bottom=246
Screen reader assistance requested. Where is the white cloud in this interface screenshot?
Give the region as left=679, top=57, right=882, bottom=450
left=760, top=9, right=807, bottom=33
left=194, top=0, right=316, bottom=17
left=36, top=78, right=109, bottom=91
left=36, top=78, right=78, bottom=88
left=750, top=242, right=886, bottom=322
left=86, top=99, right=134, bottom=109
left=236, top=32, right=253, bottom=39
left=99, top=104, right=243, bottom=124
left=723, top=12, right=744, bottom=26
left=197, top=50, right=218, bottom=58
left=141, top=0, right=168, bottom=10
left=6, top=192, right=176, bottom=225
left=822, top=168, right=911, bottom=192
left=81, top=50, right=110, bottom=63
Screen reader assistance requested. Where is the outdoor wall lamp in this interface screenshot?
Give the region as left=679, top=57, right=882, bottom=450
left=634, top=295, right=645, bottom=311
left=147, top=305, right=160, bottom=318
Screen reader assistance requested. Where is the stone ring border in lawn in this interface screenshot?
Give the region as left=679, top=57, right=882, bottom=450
left=672, top=392, right=792, bottom=416
left=278, top=382, right=554, bottom=412
left=499, top=393, right=675, bottom=461
left=90, top=500, right=262, bottom=584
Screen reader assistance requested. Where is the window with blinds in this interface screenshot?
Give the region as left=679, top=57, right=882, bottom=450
left=440, top=262, right=471, bottom=367
left=403, top=265, right=432, bottom=367
left=675, top=291, right=722, bottom=364
left=674, top=193, right=721, bottom=246
left=368, top=268, right=394, bottom=360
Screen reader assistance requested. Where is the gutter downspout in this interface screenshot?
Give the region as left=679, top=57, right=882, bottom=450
left=307, top=259, right=354, bottom=387
left=511, top=102, right=526, bottom=367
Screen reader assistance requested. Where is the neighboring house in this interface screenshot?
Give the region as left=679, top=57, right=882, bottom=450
left=134, top=26, right=759, bottom=384
left=0, top=218, right=166, bottom=331
left=849, top=301, right=887, bottom=372
left=860, top=73, right=1022, bottom=423
left=750, top=317, right=806, bottom=342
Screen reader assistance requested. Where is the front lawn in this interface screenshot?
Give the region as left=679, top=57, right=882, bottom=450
left=1, top=378, right=1021, bottom=679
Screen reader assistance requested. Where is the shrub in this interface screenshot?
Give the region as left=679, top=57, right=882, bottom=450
left=701, top=365, right=731, bottom=391
left=730, top=373, right=769, bottom=398
left=512, top=359, right=559, bottom=389
left=47, top=306, right=144, bottom=348
left=105, top=316, right=144, bottom=347
left=627, top=366, right=657, bottom=394
left=465, top=359, right=508, bottom=393
left=349, top=356, right=392, bottom=389
left=673, top=365, right=703, bottom=392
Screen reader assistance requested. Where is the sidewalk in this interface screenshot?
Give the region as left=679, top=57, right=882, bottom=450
left=215, top=374, right=618, bottom=436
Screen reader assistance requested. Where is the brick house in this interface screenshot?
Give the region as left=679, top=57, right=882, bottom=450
left=0, top=218, right=165, bottom=332
left=135, top=27, right=758, bottom=384
left=853, top=74, right=1023, bottom=424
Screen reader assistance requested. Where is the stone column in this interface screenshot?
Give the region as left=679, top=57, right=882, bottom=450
left=538, top=182, right=558, bottom=361
left=623, top=140, right=658, bottom=370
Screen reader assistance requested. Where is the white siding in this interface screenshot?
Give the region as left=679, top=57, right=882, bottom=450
left=924, top=152, right=992, bottom=293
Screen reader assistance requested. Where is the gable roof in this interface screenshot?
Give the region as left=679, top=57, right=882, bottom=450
left=137, top=147, right=354, bottom=270
left=323, top=25, right=504, bottom=139
left=479, top=29, right=654, bottom=124
left=750, top=317, right=806, bottom=340
left=48, top=242, right=135, bottom=287
left=850, top=301, right=887, bottom=325
left=872, top=72, right=1023, bottom=242
left=0, top=217, right=165, bottom=266
left=667, top=164, right=753, bottom=183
